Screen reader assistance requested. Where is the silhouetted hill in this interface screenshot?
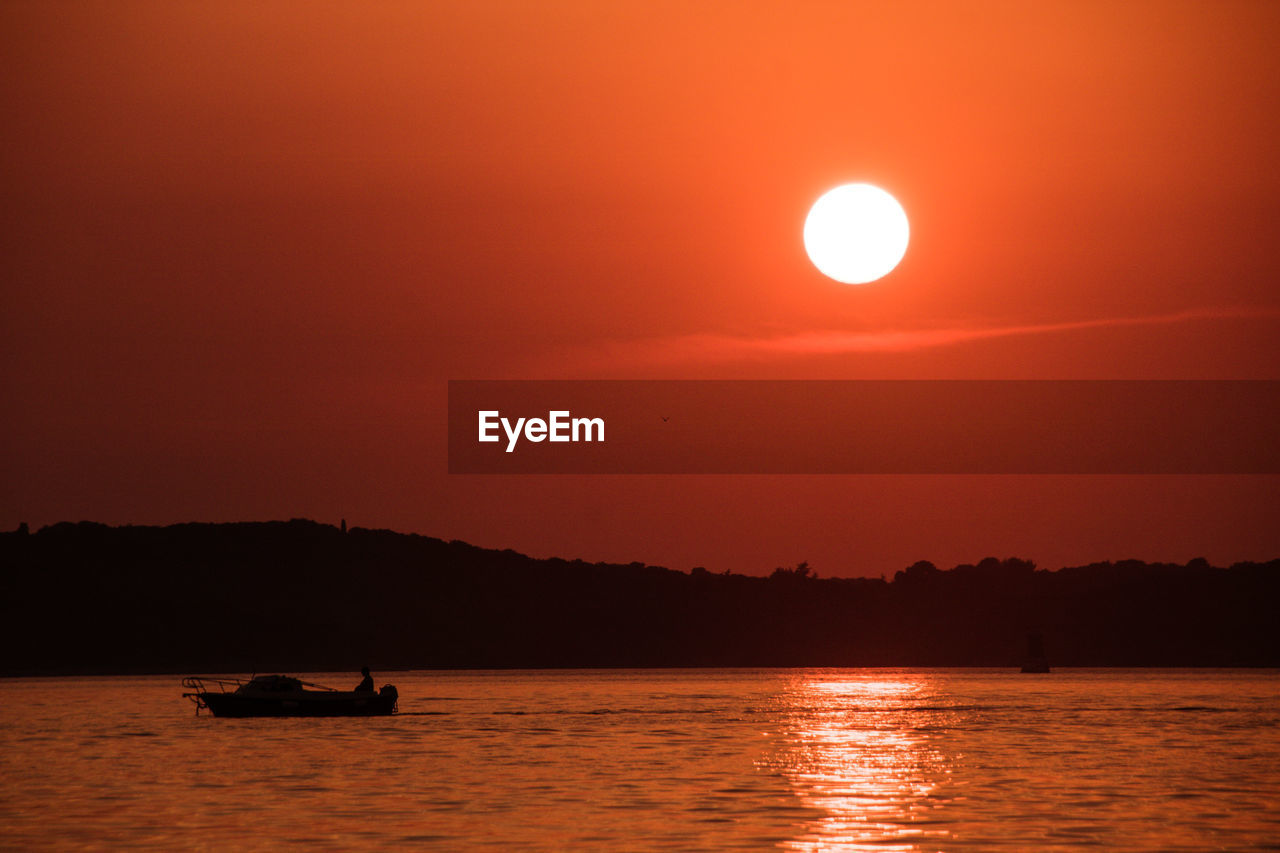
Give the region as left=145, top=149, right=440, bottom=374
left=1, top=520, right=1276, bottom=674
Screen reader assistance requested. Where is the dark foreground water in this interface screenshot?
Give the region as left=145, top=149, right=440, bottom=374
left=2, top=669, right=1277, bottom=850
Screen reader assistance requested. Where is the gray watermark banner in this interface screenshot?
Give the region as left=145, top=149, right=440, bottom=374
left=448, top=380, right=1278, bottom=474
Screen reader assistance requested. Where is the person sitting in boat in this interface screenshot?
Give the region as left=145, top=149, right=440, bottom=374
left=355, top=666, right=374, bottom=692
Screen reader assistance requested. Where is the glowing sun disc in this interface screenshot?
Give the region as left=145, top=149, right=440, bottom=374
left=804, top=184, right=909, bottom=284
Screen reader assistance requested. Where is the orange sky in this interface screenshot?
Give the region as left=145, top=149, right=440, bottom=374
left=3, top=1, right=1278, bottom=575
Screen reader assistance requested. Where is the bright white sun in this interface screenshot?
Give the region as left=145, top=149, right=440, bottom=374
left=804, top=183, right=909, bottom=284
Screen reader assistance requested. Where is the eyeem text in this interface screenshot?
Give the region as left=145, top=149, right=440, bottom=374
left=478, top=410, right=605, bottom=452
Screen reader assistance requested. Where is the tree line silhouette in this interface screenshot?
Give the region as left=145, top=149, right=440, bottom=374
left=1, top=519, right=1275, bottom=675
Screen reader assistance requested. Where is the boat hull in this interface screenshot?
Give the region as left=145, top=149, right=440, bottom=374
left=199, top=691, right=397, bottom=717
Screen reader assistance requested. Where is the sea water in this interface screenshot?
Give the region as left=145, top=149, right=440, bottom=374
left=1, top=669, right=1277, bottom=850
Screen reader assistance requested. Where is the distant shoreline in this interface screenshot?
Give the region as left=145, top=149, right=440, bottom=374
left=5, top=665, right=1280, bottom=681
left=3, top=519, right=1277, bottom=675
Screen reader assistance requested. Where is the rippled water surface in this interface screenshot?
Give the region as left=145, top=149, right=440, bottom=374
left=2, top=669, right=1277, bottom=850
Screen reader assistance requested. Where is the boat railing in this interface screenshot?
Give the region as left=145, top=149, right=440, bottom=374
left=181, top=675, right=244, bottom=695
left=182, top=674, right=347, bottom=715
left=183, top=675, right=344, bottom=693
left=181, top=675, right=246, bottom=714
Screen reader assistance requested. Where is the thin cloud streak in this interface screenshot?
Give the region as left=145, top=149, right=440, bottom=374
left=613, top=306, right=1279, bottom=366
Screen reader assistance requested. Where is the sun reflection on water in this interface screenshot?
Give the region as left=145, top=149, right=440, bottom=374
left=767, top=673, right=956, bottom=851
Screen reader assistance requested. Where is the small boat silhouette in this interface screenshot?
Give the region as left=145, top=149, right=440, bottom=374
left=182, top=674, right=398, bottom=717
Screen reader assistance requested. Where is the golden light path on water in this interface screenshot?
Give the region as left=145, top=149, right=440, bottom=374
left=768, top=674, right=954, bottom=851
